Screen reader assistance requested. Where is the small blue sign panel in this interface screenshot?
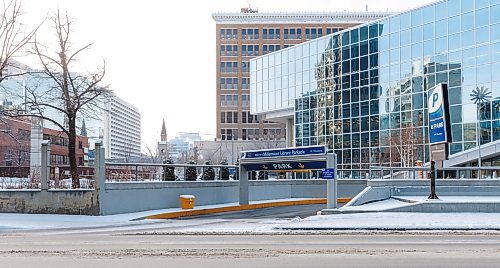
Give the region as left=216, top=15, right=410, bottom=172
left=427, top=84, right=449, bottom=145
left=322, top=168, right=335, bottom=179
left=241, top=146, right=326, bottom=159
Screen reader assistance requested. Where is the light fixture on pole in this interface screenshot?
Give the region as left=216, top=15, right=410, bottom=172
left=470, top=86, right=491, bottom=170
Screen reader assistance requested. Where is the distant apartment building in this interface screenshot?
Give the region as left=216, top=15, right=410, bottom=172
left=212, top=8, right=393, bottom=145
left=101, top=94, right=141, bottom=160
left=0, top=60, right=142, bottom=161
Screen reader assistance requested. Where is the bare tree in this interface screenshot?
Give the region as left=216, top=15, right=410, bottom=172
left=387, top=125, right=423, bottom=167
left=0, top=0, right=40, bottom=83
left=4, top=10, right=108, bottom=188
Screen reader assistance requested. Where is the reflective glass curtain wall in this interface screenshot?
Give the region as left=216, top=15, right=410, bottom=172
left=251, top=0, right=500, bottom=170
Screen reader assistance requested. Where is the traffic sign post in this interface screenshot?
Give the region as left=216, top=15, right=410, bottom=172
left=427, top=83, right=451, bottom=200
left=326, top=153, right=337, bottom=209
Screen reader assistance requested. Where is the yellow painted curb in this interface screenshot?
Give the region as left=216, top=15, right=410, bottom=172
left=144, top=198, right=351, bottom=220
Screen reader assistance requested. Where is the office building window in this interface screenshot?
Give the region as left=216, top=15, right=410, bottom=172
left=263, top=44, right=281, bottom=54
left=221, top=129, right=238, bottom=140
left=220, top=77, right=238, bottom=90
left=263, top=28, right=280, bottom=39
left=220, top=45, right=238, bottom=56
left=242, top=28, right=259, bottom=40
left=220, top=95, right=239, bottom=106
left=241, top=78, right=250, bottom=89
left=220, top=29, right=238, bottom=40
left=242, top=45, right=259, bottom=56
left=242, top=94, right=250, bottom=107
left=326, top=27, right=343, bottom=35
left=220, top=62, right=238, bottom=73
left=241, top=61, right=250, bottom=73
left=305, top=28, right=323, bottom=39
left=284, top=28, right=302, bottom=39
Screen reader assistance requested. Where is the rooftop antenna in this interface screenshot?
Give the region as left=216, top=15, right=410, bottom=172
left=366, top=5, right=368, bottom=12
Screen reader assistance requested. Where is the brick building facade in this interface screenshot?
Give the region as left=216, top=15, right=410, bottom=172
left=0, top=117, right=88, bottom=167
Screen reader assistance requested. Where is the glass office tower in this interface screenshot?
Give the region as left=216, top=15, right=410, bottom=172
left=251, top=0, right=500, bottom=172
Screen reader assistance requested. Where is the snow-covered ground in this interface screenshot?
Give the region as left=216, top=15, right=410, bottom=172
left=280, top=212, right=500, bottom=231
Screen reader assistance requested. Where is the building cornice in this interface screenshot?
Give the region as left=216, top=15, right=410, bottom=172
left=212, top=12, right=394, bottom=24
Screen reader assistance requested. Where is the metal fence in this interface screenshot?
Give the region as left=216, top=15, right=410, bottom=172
left=105, top=162, right=239, bottom=182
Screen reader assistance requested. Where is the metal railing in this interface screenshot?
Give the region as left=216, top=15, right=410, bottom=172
left=369, top=165, right=500, bottom=180
left=105, top=162, right=239, bottom=182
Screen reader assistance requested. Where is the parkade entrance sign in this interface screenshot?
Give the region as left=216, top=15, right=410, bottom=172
left=240, top=146, right=326, bottom=159
left=238, top=146, right=338, bottom=209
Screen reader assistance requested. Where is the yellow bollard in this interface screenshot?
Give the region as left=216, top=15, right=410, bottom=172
left=179, top=195, right=195, bottom=209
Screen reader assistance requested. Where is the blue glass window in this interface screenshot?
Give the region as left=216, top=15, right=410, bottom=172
left=447, top=0, right=460, bottom=17
left=492, top=5, right=500, bottom=24
left=422, top=5, right=435, bottom=22
left=412, top=25, right=423, bottom=43
left=435, top=1, right=447, bottom=20
left=492, top=23, right=500, bottom=41
left=461, top=12, right=474, bottom=31
left=461, top=0, right=474, bottom=13
left=423, top=23, right=434, bottom=40
left=448, top=16, right=461, bottom=34
left=400, top=12, right=411, bottom=30
left=411, top=9, right=422, bottom=26
left=435, top=19, right=447, bottom=37
left=390, top=32, right=400, bottom=47
left=351, top=29, right=359, bottom=43
left=462, top=30, right=475, bottom=47
left=390, top=16, right=400, bottom=33
left=435, top=36, right=447, bottom=54
left=401, top=29, right=411, bottom=46
left=369, top=24, right=379, bottom=38
left=359, top=26, right=368, bottom=41
left=476, top=8, right=489, bottom=28
left=476, top=26, right=490, bottom=44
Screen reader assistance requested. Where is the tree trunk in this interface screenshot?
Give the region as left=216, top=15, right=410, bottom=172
left=68, top=116, right=80, bottom=189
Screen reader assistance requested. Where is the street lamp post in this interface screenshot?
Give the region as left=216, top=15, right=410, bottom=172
left=470, top=86, right=492, bottom=178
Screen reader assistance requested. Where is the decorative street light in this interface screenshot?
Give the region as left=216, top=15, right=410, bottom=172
left=470, top=86, right=492, bottom=171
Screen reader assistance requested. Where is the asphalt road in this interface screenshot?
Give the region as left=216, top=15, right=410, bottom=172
left=182, top=203, right=326, bottom=219
left=1, top=230, right=500, bottom=268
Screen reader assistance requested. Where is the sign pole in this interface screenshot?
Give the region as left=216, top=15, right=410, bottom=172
left=428, top=160, right=438, bottom=199
left=326, top=153, right=337, bottom=209
left=239, top=163, right=249, bottom=205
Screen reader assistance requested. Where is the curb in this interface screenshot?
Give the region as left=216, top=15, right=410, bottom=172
left=141, top=198, right=351, bottom=220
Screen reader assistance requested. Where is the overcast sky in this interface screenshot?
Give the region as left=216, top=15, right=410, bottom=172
left=20, top=0, right=436, bottom=149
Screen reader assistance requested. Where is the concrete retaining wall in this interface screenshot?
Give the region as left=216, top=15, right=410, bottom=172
left=0, top=179, right=367, bottom=215
left=0, top=189, right=99, bottom=215
left=101, top=179, right=367, bottom=215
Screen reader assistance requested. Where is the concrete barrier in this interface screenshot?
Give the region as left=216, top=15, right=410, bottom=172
left=100, top=179, right=367, bottom=215
left=0, top=189, right=99, bottom=215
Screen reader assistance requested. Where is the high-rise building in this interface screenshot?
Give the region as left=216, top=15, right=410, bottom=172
left=102, top=94, right=141, bottom=160
left=252, top=0, right=500, bottom=172
left=212, top=9, right=393, bottom=145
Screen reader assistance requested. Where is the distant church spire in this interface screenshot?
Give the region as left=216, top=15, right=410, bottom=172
left=161, top=119, right=167, bottom=142
left=80, top=119, right=87, bottom=137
